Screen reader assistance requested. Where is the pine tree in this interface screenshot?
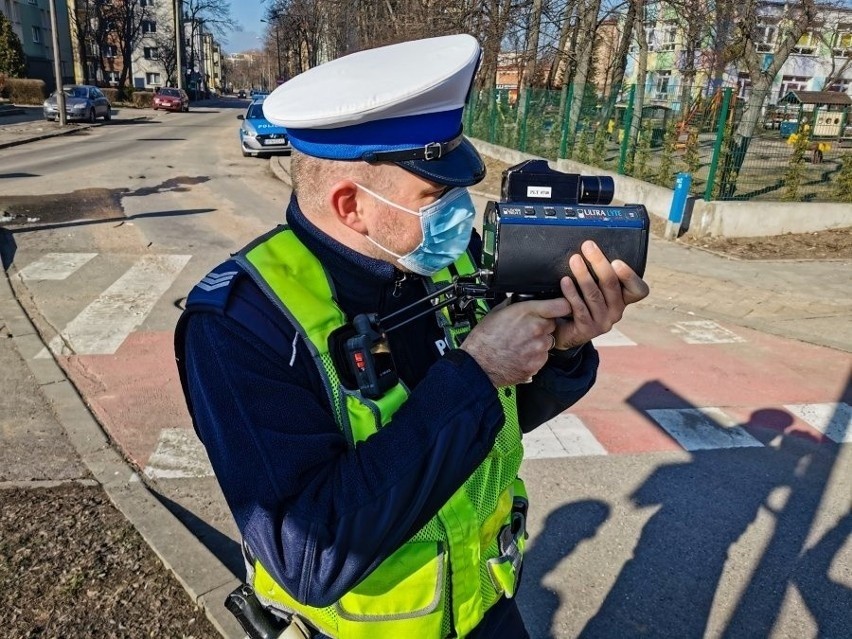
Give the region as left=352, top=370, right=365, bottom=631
left=682, top=127, right=701, bottom=177
left=712, top=116, right=736, bottom=200
left=782, top=125, right=811, bottom=202
left=634, top=122, right=652, bottom=180
left=591, top=123, right=610, bottom=169
left=655, top=121, right=678, bottom=187
left=573, top=120, right=593, bottom=164
left=0, top=13, right=26, bottom=78
left=830, top=153, right=852, bottom=203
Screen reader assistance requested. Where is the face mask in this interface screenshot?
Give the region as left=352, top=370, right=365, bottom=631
left=356, top=183, right=476, bottom=276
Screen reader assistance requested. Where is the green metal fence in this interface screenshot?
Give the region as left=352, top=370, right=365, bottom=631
left=463, top=85, right=852, bottom=203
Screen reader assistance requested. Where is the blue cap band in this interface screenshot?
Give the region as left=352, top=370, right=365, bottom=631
left=285, top=108, right=465, bottom=161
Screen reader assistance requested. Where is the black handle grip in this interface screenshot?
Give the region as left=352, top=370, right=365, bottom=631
left=225, top=585, right=289, bottom=639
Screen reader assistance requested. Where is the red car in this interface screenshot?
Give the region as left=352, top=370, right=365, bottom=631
left=153, top=87, right=190, bottom=112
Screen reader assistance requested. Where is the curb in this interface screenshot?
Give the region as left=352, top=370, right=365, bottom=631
left=268, top=155, right=292, bottom=187
left=0, top=265, right=243, bottom=639
left=0, top=114, right=152, bottom=150
left=0, top=123, right=92, bottom=150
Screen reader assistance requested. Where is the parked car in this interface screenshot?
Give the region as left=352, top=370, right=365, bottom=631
left=237, top=98, right=291, bottom=157
left=153, top=87, right=190, bottom=112
left=43, top=85, right=111, bottom=122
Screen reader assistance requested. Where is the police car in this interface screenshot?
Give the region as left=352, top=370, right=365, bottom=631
left=237, top=97, right=291, bottom=158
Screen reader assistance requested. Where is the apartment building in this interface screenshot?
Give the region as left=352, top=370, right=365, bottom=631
left=1, top=0, right=74, bottom=88
left=626, top=0, right=852, bottom=110
left=63, top=0, right=221, bottom=93
left=183, top=16, right=222, bottom=96
left=129, top=0, right=176, bottom=89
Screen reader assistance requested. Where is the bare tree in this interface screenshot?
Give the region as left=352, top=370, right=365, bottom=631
left=565, top=0, right=603, bottom=150
left=103, top=0, right=154, bottom=90
left=517, top=0, right=544, bottom=121
left=627, top=0, right=649, bottom=165
left=152, top=21, right=178, bottom=86
left=69, top=0, right=95, bottom=84
left=599, top=0, right=636, bottom=127
left=182, top=0, right=235, bottom=87
left=547, top=0, right=580, bottom=89
left=69, top=0, right=112, bottom=85
left=664, top=0, right=714, bottom=115
left=720, top=0, right=819, bottom=196
left=478, top=0, right=521, bottom=91
left=816, top=13, right=852, bottom=90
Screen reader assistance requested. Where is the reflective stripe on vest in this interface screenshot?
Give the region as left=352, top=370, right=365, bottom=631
left=236, top=227, right=526, bottom=639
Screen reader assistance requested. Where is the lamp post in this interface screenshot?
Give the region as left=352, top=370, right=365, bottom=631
left=174, top=0, right=184, bottom=90
left=260, top=13, right=282, bottom=83
left=48, top=0, right=66, bottom=125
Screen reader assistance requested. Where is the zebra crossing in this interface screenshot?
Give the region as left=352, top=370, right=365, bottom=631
left=13, top=251, right=851, bottom=481
left=35, top=254, right=192, bottom=357
left=143, top=402, right=852, bottom=479
left=17, top=251, right=749, bottom=358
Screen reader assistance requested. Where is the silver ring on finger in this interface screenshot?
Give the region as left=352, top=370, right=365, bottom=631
left=548, top=333, right=557, bottom=351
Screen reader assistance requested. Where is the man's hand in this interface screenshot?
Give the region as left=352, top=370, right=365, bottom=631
left=551, top=240, right=649, bottom=351
left=461, top=296, right=571, bottom=388
left=460, top=240, right=649, bottom=387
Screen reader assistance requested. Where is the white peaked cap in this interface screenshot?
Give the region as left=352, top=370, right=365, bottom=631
left=262, top=34, right=486, bottom=186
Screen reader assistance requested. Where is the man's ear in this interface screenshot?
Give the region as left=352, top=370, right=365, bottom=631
left=328, top=180, right=368, bottom=234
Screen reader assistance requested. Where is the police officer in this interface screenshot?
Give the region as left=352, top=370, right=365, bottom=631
left=175, top=34, right=648, bottom=639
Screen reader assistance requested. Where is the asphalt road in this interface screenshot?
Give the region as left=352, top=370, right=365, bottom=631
left=1, top=99, right=850, bottom=639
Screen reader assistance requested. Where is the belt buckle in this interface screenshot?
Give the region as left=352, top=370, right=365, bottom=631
left=423, top=142, right=443, bottom=160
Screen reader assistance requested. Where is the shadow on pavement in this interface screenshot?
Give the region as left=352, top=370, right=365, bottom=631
left=572, top=378, right=851, bottom=639
left=520, top=500, right=610, bottom=639
left=154, top=490, right=244, bottom=578
left=102, top=119, right=156, bottom=126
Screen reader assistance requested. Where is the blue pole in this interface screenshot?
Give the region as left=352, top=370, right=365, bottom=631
left=666, top=172, right=693, bottom=238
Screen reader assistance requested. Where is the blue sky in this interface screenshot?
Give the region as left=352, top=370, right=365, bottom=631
left=224, top=0, right=266, bottom=53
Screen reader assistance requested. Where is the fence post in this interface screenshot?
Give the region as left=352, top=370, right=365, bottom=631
left=617, top=85, right=636, bottom=175
left=488, top=89, right=498, bottom=144
left=464, top=88, right=477, bottom=133
left=559, top=83, right=575, bottom=159
left=703, top=87, right=732, bottom=201
left=519, top=88, right=532, bottom=152
left=666, top=172, right=693, bottom=239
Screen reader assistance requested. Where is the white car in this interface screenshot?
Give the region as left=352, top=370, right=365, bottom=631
left=237, top=99, right=291, bottom=157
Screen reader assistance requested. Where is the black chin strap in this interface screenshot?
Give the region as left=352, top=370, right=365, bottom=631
left=360, top=133, right=464, bottom=163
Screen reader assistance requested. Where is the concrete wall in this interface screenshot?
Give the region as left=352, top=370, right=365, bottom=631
left=470, top=138, right=852, bottom=238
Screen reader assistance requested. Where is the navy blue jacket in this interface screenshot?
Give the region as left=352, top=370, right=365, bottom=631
left=176, top=195, right=599, bottom=609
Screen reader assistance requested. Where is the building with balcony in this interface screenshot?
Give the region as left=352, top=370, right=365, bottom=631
left=624, top=0, right=852, bottom=113
left=183, top=16, right=222, bottom=97
left=65, top=0, right=184, bottom=90
left=1, top=0, right=74, bottom=88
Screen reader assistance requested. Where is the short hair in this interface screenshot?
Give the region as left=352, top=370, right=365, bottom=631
left=291, top=151, right=394, bottom=214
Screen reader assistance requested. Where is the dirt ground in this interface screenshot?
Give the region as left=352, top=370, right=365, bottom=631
left=0, top=317, right=222, bottom=639
left=0, top=485, right=221, bottom=639
left=479, top=155, right=852, bottom=262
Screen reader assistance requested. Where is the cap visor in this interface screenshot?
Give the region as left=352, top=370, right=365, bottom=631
left=395, top=137, right=485, bottom=187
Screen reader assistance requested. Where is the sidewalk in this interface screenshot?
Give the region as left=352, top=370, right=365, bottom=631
left=0, top=106, right=154, bottom=150
left=270, top=155, right=852, bottom=353
left=1, top=139, right=849, bottom=637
